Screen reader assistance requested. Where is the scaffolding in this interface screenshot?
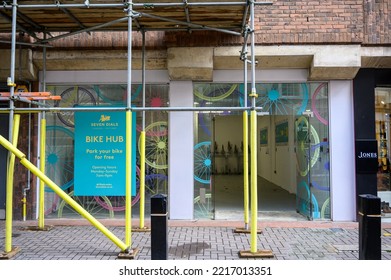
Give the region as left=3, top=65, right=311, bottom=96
left=0, top=0, right=273, bottom=259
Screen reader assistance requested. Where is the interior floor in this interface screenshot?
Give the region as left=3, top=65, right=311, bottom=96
left=213, top=175, right=307, bottom=221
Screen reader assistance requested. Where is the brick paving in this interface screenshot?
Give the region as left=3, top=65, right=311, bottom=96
left=1, top=219, right=391, bottom=260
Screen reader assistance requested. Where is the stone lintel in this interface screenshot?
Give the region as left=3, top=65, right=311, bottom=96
left=0, top=49, right=37, bottom=81
left=32, top=49, right=167, bottom=71
left=167, top=47, right=213, bottom=81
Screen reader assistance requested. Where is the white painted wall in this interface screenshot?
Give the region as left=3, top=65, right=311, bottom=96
left=329, top=80, right=356, bottom=221
left=168, top=81, right=194, bottom=219
left=214, top=115, right=243, bottom=174
left=41, top=70, right=169, bottom=84
left=258, top=115, right=296, bottom=194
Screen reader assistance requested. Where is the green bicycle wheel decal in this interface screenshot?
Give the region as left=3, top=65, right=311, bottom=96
left=55, top=86, right=97, bottom=127
left=320, top=197, right=330, bottom=219
left=194, top=84, right=237, bottom=102
left=57, top=190, right=114, bottom=219
left=295, top=116, right=320, bottom=177
left=194, top=192, right=212, bottom=218
left=139, top=121, right=168, bottom=169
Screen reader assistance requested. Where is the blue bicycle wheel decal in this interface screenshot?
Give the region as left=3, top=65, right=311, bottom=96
left=194, top=141, right=212, bottom=184
left=256, top=83, right=309, bottom=115
left=297, top=180, right=320, bottom=219
left=45, top=126, right=74, bottom=192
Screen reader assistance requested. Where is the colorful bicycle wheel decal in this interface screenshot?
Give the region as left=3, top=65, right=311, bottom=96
left=256, top=83, right=309, bottom=115
left=194, top=141, right=212, bottom=184
left=196, top=85, right=242, bottom=137
left=92, top=84, right=142, bottom=106
left=55, top=86, right=97, bottom=127
left=321, top=197, right=330, bottom=219
left=45, top=126, right=74, bottom=193
left=194, top=192, right=212, bottom=218
left=139, top=121, right=168, bottom=169
left=311, top=83, right=328, bottom=125
left=295, top=116, right=320, bottom=177
left=94, top=173, right=167, bottom=211
left=194, top=84, right=237, bottom=102
left=297, top=180, right=320, bottom=218
left=57, top=190, right=114, bottom=219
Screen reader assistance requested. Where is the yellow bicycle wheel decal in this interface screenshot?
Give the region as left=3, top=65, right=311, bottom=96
left=296, top=116, right=320, bottom=177
left=138, top=121, right=168, bottom=170
left=194, top=84, right=237, bottom=102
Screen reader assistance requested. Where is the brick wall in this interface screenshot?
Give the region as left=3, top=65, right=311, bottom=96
left=12, top=0, right=387, bottom=48
left=12, top=107, right=38, bottom=220
left=363, top=0, right=390, bottom=45
left=255, top=0, right=364, bottom=44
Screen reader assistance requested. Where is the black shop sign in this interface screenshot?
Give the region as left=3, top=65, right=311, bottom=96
left=355, top=139, right=378, bottom=174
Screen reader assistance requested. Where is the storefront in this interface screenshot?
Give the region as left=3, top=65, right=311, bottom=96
left=35, top=69, right=356, bottom=222
left=354, top=69, right=391, bottom=217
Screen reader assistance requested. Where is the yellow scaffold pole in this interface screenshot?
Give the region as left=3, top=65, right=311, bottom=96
left=125, top=110, right=132, bottom=246
left=38, top=118, right=46, bottom=229
left=4, top=114, right=20, bottom=253
left=0, top=135, right=129, bottom=252
left=139, top=130, right=146, bottom=229
left=239, top=0, right=273, bottom=258
left=250, top=109, right=258, bottom=253
left=243, top=111, right=249, bottom=228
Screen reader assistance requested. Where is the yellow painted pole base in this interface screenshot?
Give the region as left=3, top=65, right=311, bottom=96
left=239, top=249, right=274, bottom=258
left=118, top=247, right=139, bottom=259
left=0, top=247, right=21, bottom=259
left=132, top=227, right=151, bottom=232
left=19, top=225, right=54, bottom=232
left=234, top=227, right=262, bottom=234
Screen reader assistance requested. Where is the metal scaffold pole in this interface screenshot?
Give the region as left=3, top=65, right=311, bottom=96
left=118, top=1, right=138, bottom=259
left=239, top=0, right=273, bottom=258
left=38, top=33, right=47, bottom=230
left=135, top=30, right=149, bottom=232
left=234, top=27, right=250, bottom=234
left=3, top=0, right=18, bottom=257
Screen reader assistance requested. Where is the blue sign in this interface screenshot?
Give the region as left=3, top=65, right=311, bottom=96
left=74, top=111, right=136, bottom=196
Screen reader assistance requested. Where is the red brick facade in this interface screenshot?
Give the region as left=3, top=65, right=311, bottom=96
left=38, top=0, right=390, bottom=48
left=255, top=0, right=364, bottom=44
left=12, top=109, right=38, bottom=220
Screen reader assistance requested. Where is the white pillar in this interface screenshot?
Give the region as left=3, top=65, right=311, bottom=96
left=329, top=80, right=356, bottom=221
left=168, top=81, right=194, bottom=219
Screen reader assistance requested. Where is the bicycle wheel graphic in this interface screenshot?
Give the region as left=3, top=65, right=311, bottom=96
left=55, top=86, right=96, bottom=127
left=256, top=83, right=309, bottom=115
left=194, top=84, right=237, bottom=102
left=311, top=83, right=328, bottom=125
left=44, top=126, right=74, bottom=215
left=94, top=166, right=140, bottom=211
left=92, top=84, right=142, bottom=106
left=295, top=116, right=320, bottom=177
left=194, top=193, right=212, bottom=218
left=297, top=180, right=320, bottom=219
left=321, top=197, right=330, bottom=219
left=45, top=126, right=74, bottom=191
left=94, top=173, right=168, bottom=211
left=139, top=121, right=168, bottom=170
left=194, top=141, right=212, bottom=184
left=57, top=190, right=114, bottom=219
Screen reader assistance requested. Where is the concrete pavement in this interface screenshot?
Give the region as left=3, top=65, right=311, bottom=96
left=1, top=219, right=391, bottom=260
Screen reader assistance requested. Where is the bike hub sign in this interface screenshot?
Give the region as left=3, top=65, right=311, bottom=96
left=74, top=111, right=136, bottom=196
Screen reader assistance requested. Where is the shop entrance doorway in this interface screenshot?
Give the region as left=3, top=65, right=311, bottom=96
left=212, top=114, right=304, bottom=221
